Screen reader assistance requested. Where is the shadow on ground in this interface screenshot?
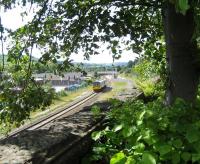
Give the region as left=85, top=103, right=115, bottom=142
left=0, top=100, right=111, bottom=164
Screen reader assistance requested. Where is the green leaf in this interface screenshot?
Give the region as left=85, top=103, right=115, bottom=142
left=91, top=131, right=102, bottom=141
left=93, top=146, right=106, bottom=154
left=139, top=110, right=146, bottom=120
left=143, top=135, right=158, bottom=146
left=156, top=144, right=172, bottom=156
left=172, top=139, right=182, bottom=148
left=113, top=124, right=123, bottom=132
left=140, top=152, right=156, bottom=164
left=110, top=152, right=127, bottom=164
left=122, top=127, right=133, bottom=138
left=172, top=152, right=180, bottom=164
left=178, top=0, right=190, bottom=15
left=192, top=154, right=200, bottom=162
left=137, top=135, right=143, bottom=142
left=133, top=143, right=145, bottom=153
left=136, top=120, right=143, bottom=126
left=186, top=129, right=200, bottom=143
left=125, top=156, right=135, bottom=164
left=181, top=152, right=191, bottom=162
left=193, top=141, right=200, bottom=153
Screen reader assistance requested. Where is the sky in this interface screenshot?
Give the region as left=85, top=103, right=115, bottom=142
left=1, top=5, right=138, bottom=64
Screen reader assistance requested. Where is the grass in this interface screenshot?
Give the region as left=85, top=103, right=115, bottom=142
left=30, top=85, right=92, bottom=120
left=98, top=80, right=128, bottom=101
left=120, top=73, right=137, bottom=86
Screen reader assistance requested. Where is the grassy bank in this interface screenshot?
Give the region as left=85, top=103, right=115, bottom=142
left=30, top=85, right=92, bottom=120
left=98, top=80, right=128, bottom=101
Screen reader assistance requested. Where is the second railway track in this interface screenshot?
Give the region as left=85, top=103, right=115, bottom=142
left=2, top=91, right=99, bottom=140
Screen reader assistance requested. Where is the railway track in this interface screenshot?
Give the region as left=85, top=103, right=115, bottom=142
left=2, top=92, right=99, bottom=140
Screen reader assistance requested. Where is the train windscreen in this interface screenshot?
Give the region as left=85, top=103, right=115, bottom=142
left=93, top=82, right=100, bottom=86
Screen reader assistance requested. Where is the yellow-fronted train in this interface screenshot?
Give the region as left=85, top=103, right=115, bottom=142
left=93, top=80, right=107, bottom=92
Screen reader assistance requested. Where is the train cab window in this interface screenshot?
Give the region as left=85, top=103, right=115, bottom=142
left=93, top=82, right=100, bottom=86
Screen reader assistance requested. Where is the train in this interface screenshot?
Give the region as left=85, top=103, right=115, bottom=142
left=93, top=79, right=107, bottom=92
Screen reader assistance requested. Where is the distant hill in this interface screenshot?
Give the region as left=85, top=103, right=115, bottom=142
left=112, top=62, right=128, bottom=66
left=0, top=55, right=128, bottom=67
left=73, top=62, right=128, bottom=67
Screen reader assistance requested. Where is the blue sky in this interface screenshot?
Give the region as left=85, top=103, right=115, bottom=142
left=1, top=6, right=138, bottom=63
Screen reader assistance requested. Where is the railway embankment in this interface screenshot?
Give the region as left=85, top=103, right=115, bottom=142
left=0, top=78, right=142, bottom=164
left=114, top=77, right=142, bottom=101
left=0, top=100, right=110, bottom=164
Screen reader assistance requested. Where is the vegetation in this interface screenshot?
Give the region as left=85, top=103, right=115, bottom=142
left=87, top=57, right=200, bottom=163
left=1, top=2, right=200, bottom=159
left=90, top=98, right=200, bottom=163
left=1, top=0, right=200, bottom=106
left=0, top=83, right=91, bottom=134
left=133, top=58, right=164, bottom=97
left=29, top=84, right=92, bottom=120
left=1, top=1, right=200, bottom=163
left=88, top=35, right=198, bottom=163
left=0, top=82, right=55, bottom=132
left=98, top=81, right=128, bottom=101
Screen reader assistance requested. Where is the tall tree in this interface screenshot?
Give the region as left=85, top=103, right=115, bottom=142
left=163, top=1, right=199, bottom=104
left=1, top=0, right=200, bottom=106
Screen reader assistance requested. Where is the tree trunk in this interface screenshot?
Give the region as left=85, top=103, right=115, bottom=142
left=163, top=3, right=199, bottom=105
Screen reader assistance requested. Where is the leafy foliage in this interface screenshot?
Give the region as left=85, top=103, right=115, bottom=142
left=1, top=0, right=200, bottom=130
left=5, top=0, right=164, bottom=65
left=1, top=0, right=200, bottom=71
left=170, top=0, right=190, bottom=15
left=135, top=79, right=157, bottom=97
left=90, top=98, right=200, bottom=163
left=91, top=105, right=101, bottom=120
left=0, top=56, right=56, bottom=130
left=132, top=57, right=164, bottom=98
left=133, top=59, right=157, bottom=80
left=0, top=82, right=55, bottom=129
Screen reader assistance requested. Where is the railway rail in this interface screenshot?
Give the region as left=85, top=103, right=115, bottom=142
left=1, top=91, right=99, bottom=140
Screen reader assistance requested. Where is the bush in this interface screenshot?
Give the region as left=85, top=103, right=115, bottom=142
left=135, top=79, right=156, bottom=97
left=56, top=90, right=68, bottom=97
left=0, top=83, right=56, bottom=129
left=90, top=98, right=200, bottom=163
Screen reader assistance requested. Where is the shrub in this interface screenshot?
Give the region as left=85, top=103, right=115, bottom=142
left=90, top=98, right=200, bottom=163
left=56, top=90, right=68, bottom=97
left=0, top=83, right=56, bottom=130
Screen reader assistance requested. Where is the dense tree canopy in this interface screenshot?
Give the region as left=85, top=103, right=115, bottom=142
left=4, top=0, right=163, bottom=62
left=0, top=0, right=200, bottom=125
left=0, top=0, right=198, bottom=67
left=1, top=0, right=199, bottom=75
